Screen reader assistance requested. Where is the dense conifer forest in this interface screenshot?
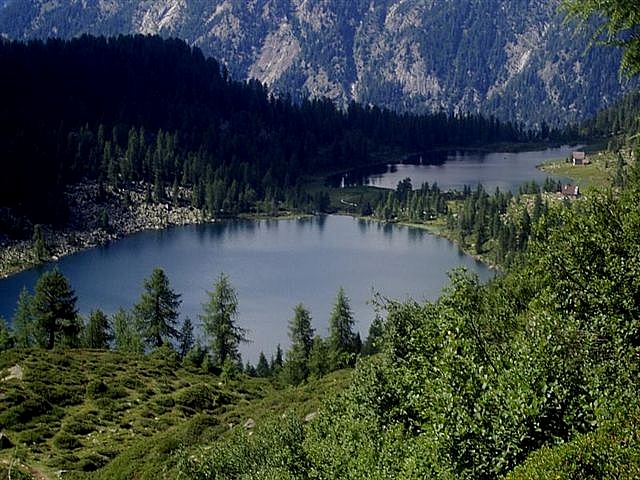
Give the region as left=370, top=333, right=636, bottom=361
left=0, top=34, right=564, bottom=232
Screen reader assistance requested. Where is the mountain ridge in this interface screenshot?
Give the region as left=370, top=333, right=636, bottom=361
left=0, top=0, right=636, bottom=126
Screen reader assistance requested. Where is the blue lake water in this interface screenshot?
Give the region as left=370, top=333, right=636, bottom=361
left=0, top=216, right=492, bottom=363
left=336, top=145, right=576, bottom=192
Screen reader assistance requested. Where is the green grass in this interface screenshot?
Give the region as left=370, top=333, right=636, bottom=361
left=0, top=350, right=352, bottom=479
left=538, top=150, right=618, bottom=188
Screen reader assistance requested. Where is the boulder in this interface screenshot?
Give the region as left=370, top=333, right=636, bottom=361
left=0, top=432, right=13, bottom=449
left=243, top=418, right=256, bottom=429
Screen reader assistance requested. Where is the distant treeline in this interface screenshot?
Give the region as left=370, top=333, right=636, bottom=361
left=0, top=35, right=573, bottom=230
left=579, top=88, right=640, bottom=142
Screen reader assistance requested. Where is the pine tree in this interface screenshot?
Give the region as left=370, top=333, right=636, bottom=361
left=113, top=308, right=143, bottom=354
left=200, top=273, right=248, bottom=367
left=270, top=344, right=284, bottom=373
left=362, top=315, right=384, bottom=356
left=12, top=287, right=34, bottom=348
left=284, top=303, right=314, bottom=385
left=32, top=224, right=48, bottom=262
left=256, top=351, right=271, bottom=377
left=308, top=336, right=329, bottom=378
left=84, top=309, right=113, bottom=349
left=178, top=317, right=195, bottom=359
left=31, top=269, right=79, bottom=349
left=0, top=317, right=14, bottom=352
left=327, top=287, right=358, bottom=370
left=133, top=268, right=182, bottom=349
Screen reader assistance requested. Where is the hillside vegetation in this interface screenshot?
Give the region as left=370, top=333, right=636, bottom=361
left=2, top=152, right=640, bottom=478
left=176, top=156, right=640, bottom=479
left=0, top=349, right=351, bottom=479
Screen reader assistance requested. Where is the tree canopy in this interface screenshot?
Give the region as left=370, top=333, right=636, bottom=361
left=563, top=0, right=640, bottom=76
left=133, top=268, right=182, bottom=349
left=200, top=273, right=248, bottom=367
left=30, top=268, right=79, bottom=349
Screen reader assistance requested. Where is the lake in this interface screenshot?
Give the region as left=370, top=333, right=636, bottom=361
left=333, top=145, right=576, bottom=192
left=0, top=216, right=492, bottom=363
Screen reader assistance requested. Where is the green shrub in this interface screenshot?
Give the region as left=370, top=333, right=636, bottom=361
left=85, top=380, right=108, bottom=398
left=17, top=424, right=54, bottom=444
left=154, top=394, right=175, bottom=408
left=174, top=383, right=230, bottom=412
left=53, top=431, right=82, bottom=450
left=78, top=452, right=109, bottom=471
left=121, top=376, right=144, bottom=390
left=64, top=417, right=96, bottom=435
left=507, top=410, right=640, bottom=480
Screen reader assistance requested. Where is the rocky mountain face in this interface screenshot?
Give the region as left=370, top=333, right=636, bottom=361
left=1, top=0, right=635, bottom=126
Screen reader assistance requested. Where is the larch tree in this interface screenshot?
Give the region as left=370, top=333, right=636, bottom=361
left=113, top=308, right=144, bottom=354
left=12, top=287, right=34, bottom=348
left=0, top=317, right=13, bottom=352
left=256, top=351, right=271, bottom=377
left=327, top=287, right=358, bottom=370
left=284, top=303, right=315, bottom=385
left=200, top=273, right=248, bottom=367
left=84, top=309, right=113, bottom=349
left=133, top=268, right=182, bottom=349
left=178, top=317, right=195, bottom=359
left=31, top=269, right=80, bottom=349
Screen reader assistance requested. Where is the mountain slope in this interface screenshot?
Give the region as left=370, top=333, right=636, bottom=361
left=0, top=0, right=635, bottom=126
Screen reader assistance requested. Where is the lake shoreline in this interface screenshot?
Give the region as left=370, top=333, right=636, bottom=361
left=0, top=183, right=318, bottom=280
left=0, top=193, right=486, bottom=282
left=0, top=182, right=206, bottom=279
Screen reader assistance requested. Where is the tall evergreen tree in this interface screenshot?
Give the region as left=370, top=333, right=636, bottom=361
left=327, top=287, right=358, bottom=369
left=200, top=273, right=248, bottom=367
left=32, top=224, right=47, bottom=262
left=284, top=303, right=314, bottom=385
left=271, top=344, right=284, bottom=373
left=0, top=317, right=14, bottom=352
left=113, top=308, right=143, bottom=354
left=362, top=315, right=384, bottom=356
left=84, top=309, right=113, bottom=349
left=308, top=335, right=329, bottom=378
left=12, top=287, right=34, bottom=348
left=256, top=351, right=271, bottom=377
left=31, top=269, right=79, bottom=349
left=178, top=317, right=195, bottom=359
left=133, top=267, right=182, bottom=349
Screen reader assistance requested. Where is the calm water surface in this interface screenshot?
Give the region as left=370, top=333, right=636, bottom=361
left=0, top=216, right=492, bottom=362
left=338, top=145, right=575, bottom=192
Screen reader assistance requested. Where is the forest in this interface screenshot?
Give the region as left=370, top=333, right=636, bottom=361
left=0, top=34, right=569, bottom=232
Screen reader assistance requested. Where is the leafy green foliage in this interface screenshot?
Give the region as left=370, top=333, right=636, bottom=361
left=177, top=167, right=640, bottom=478
left=563, top=0, right=640, bottom=76
left=507, top=408, right=640, bottom=480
